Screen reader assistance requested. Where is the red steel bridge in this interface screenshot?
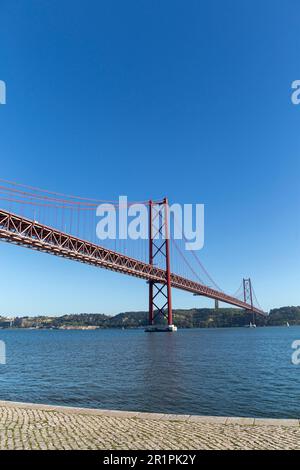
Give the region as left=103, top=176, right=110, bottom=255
left=0, top=180, right=265, bottom=326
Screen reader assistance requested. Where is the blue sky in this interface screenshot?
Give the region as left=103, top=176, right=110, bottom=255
left=0, top=0, right=299, bottom=315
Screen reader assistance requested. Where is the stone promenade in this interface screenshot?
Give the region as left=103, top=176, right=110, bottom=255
left=0, top=400, right=299, bottom=450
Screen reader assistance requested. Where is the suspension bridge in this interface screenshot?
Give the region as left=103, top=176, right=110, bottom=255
left=0, top=179, right=265, bottom=329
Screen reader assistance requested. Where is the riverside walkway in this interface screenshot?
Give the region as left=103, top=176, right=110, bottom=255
left=0, top=400, right=299, bottom=450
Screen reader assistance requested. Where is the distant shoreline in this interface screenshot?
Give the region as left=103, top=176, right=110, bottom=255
left=0, top=306, right=299, bottom=330
left=0, top=324, right=298, bottom=331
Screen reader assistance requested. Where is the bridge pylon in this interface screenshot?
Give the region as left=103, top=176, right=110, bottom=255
left=243, top=278, right=255, bottom=324
left=147, top=198, right=175, bottom=332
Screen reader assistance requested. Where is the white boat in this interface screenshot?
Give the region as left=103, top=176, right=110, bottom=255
left=287, top=322, right=290, bottom=327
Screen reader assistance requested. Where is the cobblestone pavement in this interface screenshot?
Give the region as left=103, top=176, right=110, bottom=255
left=0, top=401, right=299, bottom=450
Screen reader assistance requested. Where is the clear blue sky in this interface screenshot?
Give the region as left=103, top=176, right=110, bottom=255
left=0, top=0, right=299, bottom=315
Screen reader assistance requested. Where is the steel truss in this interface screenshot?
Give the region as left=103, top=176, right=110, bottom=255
left=0, top=209, right=265, bottom=316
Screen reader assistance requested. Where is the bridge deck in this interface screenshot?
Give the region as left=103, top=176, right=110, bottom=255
left=0, top=209, right=265, bottom=316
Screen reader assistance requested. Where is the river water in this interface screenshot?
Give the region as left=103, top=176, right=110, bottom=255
left=0, top=326, right=299, bottom=418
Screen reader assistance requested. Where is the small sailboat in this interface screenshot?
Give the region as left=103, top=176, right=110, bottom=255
left=286, top=322, right=290, bottom=327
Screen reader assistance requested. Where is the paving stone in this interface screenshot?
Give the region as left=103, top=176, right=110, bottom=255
left=254, top=418, right=299, bottom=427
left=0, top=402, right=299, bottom=449
left=189, top=415, right=228, bottom=424
left=136, top=412, right=167, bottom=420
left=98, top=410, right=140, bottom=418
left=226, top=417, right=255, bottom=425
left=163, top=414, right=191, bottom=421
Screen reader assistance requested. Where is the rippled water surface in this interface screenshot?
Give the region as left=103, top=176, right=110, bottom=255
left=0, top=327, right=299, bottom=418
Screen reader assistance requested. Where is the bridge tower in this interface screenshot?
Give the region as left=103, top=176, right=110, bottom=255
left=148, top=198, right=175, bottom=331
left=243, top=278, right=255, bottom=324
